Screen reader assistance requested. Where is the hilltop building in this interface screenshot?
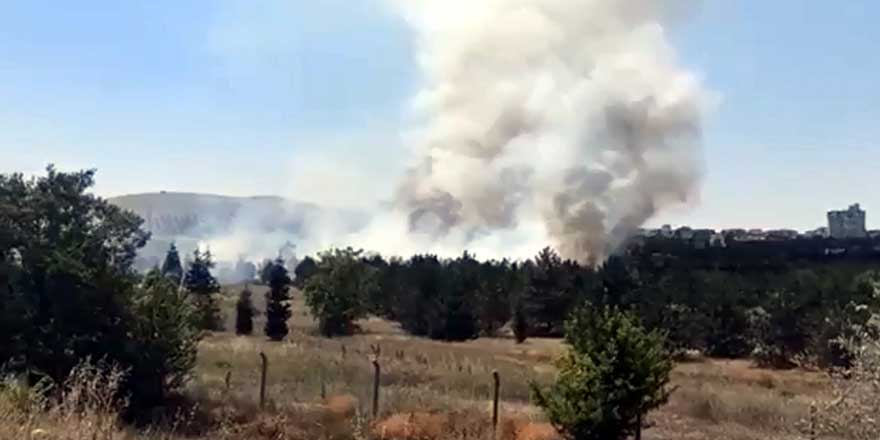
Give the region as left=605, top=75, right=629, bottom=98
left=828, top=204, right=867, bottom=239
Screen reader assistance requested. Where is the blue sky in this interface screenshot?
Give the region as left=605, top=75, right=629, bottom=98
left=1, top=1, right=878, bottom=230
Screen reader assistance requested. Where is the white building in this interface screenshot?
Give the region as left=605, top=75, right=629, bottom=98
left=828, top=204, right=867, bottom=239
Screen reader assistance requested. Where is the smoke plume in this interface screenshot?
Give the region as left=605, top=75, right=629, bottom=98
left=385, top=0, right=707, bottom=263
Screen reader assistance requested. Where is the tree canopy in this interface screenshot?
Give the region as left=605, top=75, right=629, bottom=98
left=0, top=166, right=199, bottom=409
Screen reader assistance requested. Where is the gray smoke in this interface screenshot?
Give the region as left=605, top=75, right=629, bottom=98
left=385, top=0, right=707, bottom=263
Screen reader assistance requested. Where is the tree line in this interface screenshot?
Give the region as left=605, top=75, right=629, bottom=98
left=290, top=244, right=880, bottom=369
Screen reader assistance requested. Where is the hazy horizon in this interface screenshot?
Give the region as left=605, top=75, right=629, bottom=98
left=4, top=1, right=880, bottom=253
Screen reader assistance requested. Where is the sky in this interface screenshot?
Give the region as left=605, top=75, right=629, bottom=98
left=1, top=0, right=878, bottom=231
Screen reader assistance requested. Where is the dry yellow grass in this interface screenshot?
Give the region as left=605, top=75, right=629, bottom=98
left=1, top=287, right=845, bottom=439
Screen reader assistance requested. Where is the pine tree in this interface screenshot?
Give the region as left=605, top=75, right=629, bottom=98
left=533, top=304, right=673, bottom=440
left=523, top=247, right=575, bottom=336
left=435, top=283, right=479, bottom=341
left=265, top=258, right=292, bottom=341
left=236, top=285, right=255, bottom=335
left=161, top=242, right=183, bottom=286
left=428, top=253, right=479, bottom=341
left=184, top=248, right=223, bottom=331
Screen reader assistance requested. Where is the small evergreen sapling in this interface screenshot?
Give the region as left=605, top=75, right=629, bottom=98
left=183, top=248, right=223, bottom=331
left=265, top=258, right=293, bottom=341
left=236, top=285, right=256, bottom=336
left=533, top=304, right=673, bottom=440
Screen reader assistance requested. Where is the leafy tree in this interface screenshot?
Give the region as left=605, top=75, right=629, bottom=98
left=235, top=285, right=256, bottom=336
left=0, top=167, right=199, bottom=409
left=304, top=248, right=377, bottom=337
left=160, top=242, right=183, bottom=286
left=293, top=255, right=318, bottom=289
left=533, top=304, right=673, bottom=440
left=264, top=258, right=292, bottom=341
left=183, top=248, right=223, bottom=331
left=704, top=303, right=751, bottom=358
left=127, top=271, right=200, bottom=405
left=748, top=286, right=812, bottom=368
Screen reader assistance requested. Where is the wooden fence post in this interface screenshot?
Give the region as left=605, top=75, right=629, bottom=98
left=492, top=370, right=500, bottom=437
left=372, top=359, right=381, bottom=419
left=635, top=411, right=642, bottom=440
left=259, top=352, right=268, bottom=409
left=320, top=370, right=327, bottom=400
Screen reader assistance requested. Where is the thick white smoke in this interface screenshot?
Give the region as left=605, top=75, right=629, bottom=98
left=378, top=0, right=707, bottom=263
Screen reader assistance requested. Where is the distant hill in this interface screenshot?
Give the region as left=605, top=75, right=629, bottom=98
left=109, top=192, right=321, bottom=238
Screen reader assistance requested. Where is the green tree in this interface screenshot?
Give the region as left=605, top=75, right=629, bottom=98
left=533, top=304, right=673, bottom=440
left=235, top=285, right=256, bottom=336
left=364, top=255, right=405, bottom=319
left=523, top=247, right=575, bottom=336
left=160, top=242, right=183, bottom=286
left=127, top=271, right=200, bottom=405
left=0, top=166, right=199, bottom=409
left=293, top=256, right=318, bottom=289
left=396, top=254, right=445, bottom=337
left=183, top=248, right=223, bottom=331
left=599, top=255, right=639, bottom=307
left=304, top=248, right=377, bottom=337
left=264, top=258, right=292, bottom=341
left=427, top=252, right=480, bottom=341
left=474, top=259, right=513, bottom=336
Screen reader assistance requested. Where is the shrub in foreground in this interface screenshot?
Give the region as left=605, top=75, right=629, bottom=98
left=533, top=304, right=673, bottom=440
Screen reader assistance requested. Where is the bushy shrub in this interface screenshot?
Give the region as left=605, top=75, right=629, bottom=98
left=304, top=248, right=376, bottom=337
left=533, top=304, right=673, bottom=440
left=126, top=272, right=201, bottom=406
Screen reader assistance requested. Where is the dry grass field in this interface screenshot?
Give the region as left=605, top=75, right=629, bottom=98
left=2, top=284, right=839, bottom=439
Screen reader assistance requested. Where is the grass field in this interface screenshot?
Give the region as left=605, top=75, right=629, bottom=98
left=3, top=284, right=837, bottom=439
left=200, top=284, right=832, bottom=440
